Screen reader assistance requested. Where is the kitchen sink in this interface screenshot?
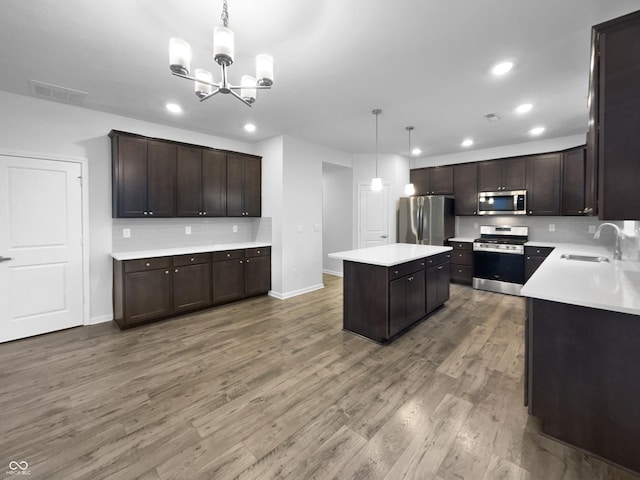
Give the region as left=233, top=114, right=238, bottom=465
left=560, top=254, right=610, bottom=263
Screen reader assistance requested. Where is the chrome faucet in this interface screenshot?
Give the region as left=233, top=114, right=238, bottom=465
left=594, top=223, right=625, bottom=260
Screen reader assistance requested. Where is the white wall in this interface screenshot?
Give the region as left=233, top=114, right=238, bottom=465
left=414, top=134, right=586, bottom=167
left=322, top=163, right=353, bottom=275
left=256, top=135, right=349, bottom=297
left=256, top=136, right=284, bottom=294
left=0, top=91, right=254, bottom=324
left=351, top=153, right=410, bottom=247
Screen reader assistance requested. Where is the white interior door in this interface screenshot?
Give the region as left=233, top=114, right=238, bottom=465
left=0, top=155, right=84, bottom=343
left=358, top=184, right=389, bottom=248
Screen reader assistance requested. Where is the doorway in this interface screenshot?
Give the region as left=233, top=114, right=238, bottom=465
left=0, top=154, right=85, bottom=342
left=358, top=183, right=389, bottom=248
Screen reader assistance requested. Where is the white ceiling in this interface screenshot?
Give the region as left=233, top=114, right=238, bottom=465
left=1, top=0, right=639, bottom=158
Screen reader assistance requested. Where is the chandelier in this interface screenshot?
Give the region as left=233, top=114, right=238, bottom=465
left=371, top=109, right=383, bottom=191
left=168, top=0, right=274, bottom=107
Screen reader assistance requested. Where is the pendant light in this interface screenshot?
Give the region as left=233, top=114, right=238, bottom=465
left=371, top=109, right=383, bottom=191
left=404, top=126, right=416, bottom=196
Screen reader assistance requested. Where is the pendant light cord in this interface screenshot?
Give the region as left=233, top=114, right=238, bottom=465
left=221, top=0, right=229, bottom=27
left=373, top=109, right=382, bottom=177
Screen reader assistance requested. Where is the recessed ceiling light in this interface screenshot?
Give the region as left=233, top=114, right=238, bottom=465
left=529, top=126, right=545, bottom=136
left=166, top=103, right=182, bottom=114
left=461, top=138, right=474, bottom=147
left=411, top=148, right=422, bottom=156
left=492, top=61, right=514, bottom=76
left=516, top=103, right=533, bottom=113
left=244, top=123, right=256, bottom=133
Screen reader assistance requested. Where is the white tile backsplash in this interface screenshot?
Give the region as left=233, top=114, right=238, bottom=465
left=112, top=217, right=272, bottom=252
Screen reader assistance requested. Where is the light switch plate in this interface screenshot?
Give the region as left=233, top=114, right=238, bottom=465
left=123, top=228, right=131, bottom=238
left=185, top=226, right=191, bottom=235
left=588, top=225, right=596, bottom=234
left=232, top=225, right=238, bottom=233
left=549, top=224, right=556, bottom=232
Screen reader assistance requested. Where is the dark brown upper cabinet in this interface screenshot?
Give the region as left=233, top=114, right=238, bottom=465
left=110, top=131, right=261, bottom=219
left=588, top=10, right=640, bottom=220
left=177, top=146, right=226, bottom=217
left=227, top=154, right=261, bottom=217
left=562, top=146, right=596, bottom=216
left=410, top=166, right=453, bottom=195
left=111, top=133, right=177, bottom=218
left=478, top=157, right=526, bottom=192
left=526, top=153, right=562, bottom=216
left=453, top=163, right=478, bottom=215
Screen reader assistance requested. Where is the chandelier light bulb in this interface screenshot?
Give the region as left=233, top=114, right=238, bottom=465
left=256, top=54, right=274, bottom=86
left=241, top=75, right=257, bottom=104
left=213, top=26, right=234, bottom=66
left=195, top=69, right=213, bottom=98
left=169, top=37, right=192, bottom=75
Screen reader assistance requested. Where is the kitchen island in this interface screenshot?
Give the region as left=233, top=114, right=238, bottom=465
left=521, top=243, right=640, bottom=473
left=329, top=243, right=452, bottom=344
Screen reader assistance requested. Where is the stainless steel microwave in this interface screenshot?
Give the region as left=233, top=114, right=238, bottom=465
left=477, top=190, right=527, bottom=215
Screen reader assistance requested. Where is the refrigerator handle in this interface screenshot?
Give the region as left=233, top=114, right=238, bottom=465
left=418, top=204, right=423, bottom=242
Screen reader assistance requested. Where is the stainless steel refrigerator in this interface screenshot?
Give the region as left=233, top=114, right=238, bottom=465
left=398, top=196, right=455, bottom=245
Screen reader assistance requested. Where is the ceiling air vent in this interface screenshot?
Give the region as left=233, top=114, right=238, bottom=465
left=484, top=113, right=501, bottom=122
left=29, top=80, right=88, bottom=106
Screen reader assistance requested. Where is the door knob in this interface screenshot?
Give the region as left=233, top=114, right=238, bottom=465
left=0, top=256, right=13, bottom=263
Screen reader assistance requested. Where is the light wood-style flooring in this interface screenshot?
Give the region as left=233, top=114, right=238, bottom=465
left=1, top=274, right=638, bottom=480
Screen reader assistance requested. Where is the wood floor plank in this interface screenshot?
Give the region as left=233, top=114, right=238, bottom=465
left=0, top=274, right=637, bottom=480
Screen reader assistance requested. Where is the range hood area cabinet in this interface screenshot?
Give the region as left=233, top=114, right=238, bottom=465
left=588, top=10, right=640, bottom=220
left=110, top=130, right=262, bottom=218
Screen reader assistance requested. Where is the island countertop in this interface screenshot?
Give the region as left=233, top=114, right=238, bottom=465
left=329, top=243, right=452, bottom=267
left=520, top=242, right=640, bottom=316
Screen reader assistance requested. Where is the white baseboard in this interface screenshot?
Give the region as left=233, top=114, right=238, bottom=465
left=322, top=269, right=343, bottom=277
left=86, top=314, right=113, bottom=326
left=268, top=283, right=325, bottom=300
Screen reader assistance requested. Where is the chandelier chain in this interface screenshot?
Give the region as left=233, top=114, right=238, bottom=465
left=221, top=0, right=229, bottom=27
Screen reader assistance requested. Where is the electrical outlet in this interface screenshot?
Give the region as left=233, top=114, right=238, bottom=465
left=232, top=225, right=238, bottom=233
left=185, top=226, right=191, bottom=235
left=122, top=228, right=131, bottom=238
left=549, top=224, right=556, bottom=232
left=588, top=225, right=596, bottom=234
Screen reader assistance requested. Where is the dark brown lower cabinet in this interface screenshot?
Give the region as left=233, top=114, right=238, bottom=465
left=113, top=247, right=270, bottom=329
left=389, top=269, right=426, bottom=337
left=121, top=267, right=173, bottom=325
left=426, top=261, right=450, bottom=314
left=524, top=246, right=554, bottom=282
left=449, top=241, right=473, bottom=285
left=212, top=251, right=245, bottom=304
left=343, top=252, right=450, bottom=344
left=173, top=254, right=212, bottom=313
left=527, top=298, right=640, bottom=474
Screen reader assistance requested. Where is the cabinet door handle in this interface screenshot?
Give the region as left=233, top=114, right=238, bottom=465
left=144, top=212, right=148, bottom=215
left=203, top=212, right=207, bottom=216
left=198, top=212, right=202, bottom=216
left=240, top=260, right=243, bottom=264
left=227, top=253, right=231, bottom=257
left=438, top=265, right=443, bottom=270
left=257, top=250, right=261, bottom=254
left=165, top=270, right=170, bottom=274
left=408, top=276, right=413, bottom=281
left=529, top=211, right=533, bottom=214
left=145, top=262, right=151, bottom=267
left=174, top=269, right=179, bottom=273
left=394, top=270, right=399, bottom=274
left=190, top=257, right=195, bottom=262
left=420, top=262, right=425, bottom=266
left=149, top=211, right=153, bottom=215
left=246, top=259, right=250, bottom=263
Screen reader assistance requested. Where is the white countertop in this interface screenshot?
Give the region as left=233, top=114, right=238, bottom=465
left=328, top=243, right=452, bottom=267
left=111, top=242, right=271, bottom=261
left=521, top=242, right=640, bottom=316
left=449, top=237, right=476, bottom=243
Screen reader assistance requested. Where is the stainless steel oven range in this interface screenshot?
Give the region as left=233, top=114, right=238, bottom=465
left=472, top=225, right=529, bottom=296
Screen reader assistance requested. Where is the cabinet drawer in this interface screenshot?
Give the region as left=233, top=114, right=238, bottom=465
left=389, top=259, right=426, bottom=280
left=212, top=250, right=244, bottom=262
left=450, top=265, right=473, bottom=284
left=425, top=252, right=451, bottom=268
left=173, top=253, right=211, bottom=267
left=245, top=246, right=270, bottom=258
left=451, top=241, right=473, bottom=251
left=124, top=256, right=171, bottom=273
left=451, top=250, right=473, bottom=266
left=524, top=246, right=554, bottom=257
